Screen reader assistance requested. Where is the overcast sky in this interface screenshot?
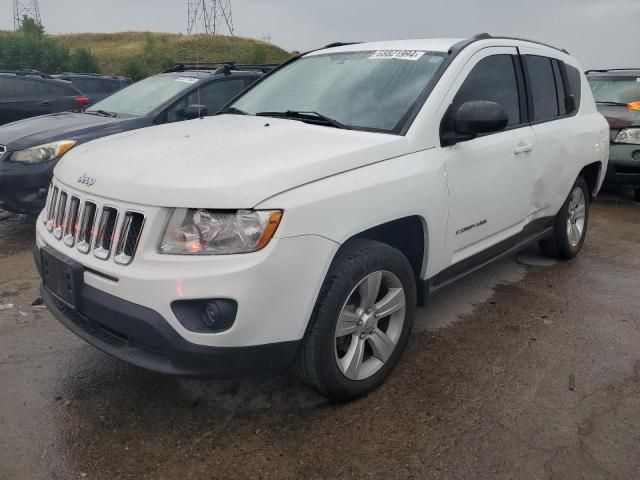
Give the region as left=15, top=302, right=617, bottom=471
left=2, top=0, right=639, bottom=69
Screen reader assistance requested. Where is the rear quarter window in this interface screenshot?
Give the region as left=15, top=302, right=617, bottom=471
left=526, top=55, right=559, bottom=121
left=565, top=65, right=582, bottom=108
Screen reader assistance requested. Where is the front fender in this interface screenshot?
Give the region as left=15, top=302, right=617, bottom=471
left=256, top=149, right=450, bottom=278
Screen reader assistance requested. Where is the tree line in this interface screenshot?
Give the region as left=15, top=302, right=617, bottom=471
left=0, top=17, right=101, bottom=74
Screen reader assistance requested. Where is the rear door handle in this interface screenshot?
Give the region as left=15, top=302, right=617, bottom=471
left=39, top=101, right=52, bottom=106
left=514, top=143, right=535, bottom=154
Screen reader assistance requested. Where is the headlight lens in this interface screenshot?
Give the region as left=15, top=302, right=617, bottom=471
left=11, top=140, right=77, bottom=164
left=614, top=128, right=640, bottom=145
left=159, top=209, right=283, bottom=255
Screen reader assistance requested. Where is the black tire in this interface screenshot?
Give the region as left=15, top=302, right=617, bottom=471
left=540, top=176, right=590, bottom=259
left=634, top=188, right=640, bottom=203
left=295, top=239, right=416, bottom=401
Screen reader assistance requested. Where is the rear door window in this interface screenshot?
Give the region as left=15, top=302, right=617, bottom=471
left=165, top=79, right=245, bottom=122
left=189, top=79, right=245, bottom=113
left=526, top=55, right=560, bottom=121
left=452, top=54, right=522, bottom=127
left=0, top=77, right=32, bottom=100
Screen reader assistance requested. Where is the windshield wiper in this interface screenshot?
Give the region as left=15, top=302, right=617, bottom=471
left=255, top=110, right=351, bottom=129
left=85, top=109, right=117, bottom=118
left=217, top=106, right=248, bottom=116
left=596, top=101, right=628, bottom=106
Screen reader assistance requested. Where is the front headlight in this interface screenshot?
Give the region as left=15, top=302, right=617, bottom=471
left=614, top=128, right=640, bottom=145
left=11, top=140, right=77, bottom=164
left=159, top=209, right=283, bottom=255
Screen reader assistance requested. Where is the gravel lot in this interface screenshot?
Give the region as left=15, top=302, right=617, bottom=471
left=1, top=193, right=639, bottom=480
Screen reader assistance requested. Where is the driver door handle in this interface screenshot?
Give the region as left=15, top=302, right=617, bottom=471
left=514, top=143, right=535, bottom=154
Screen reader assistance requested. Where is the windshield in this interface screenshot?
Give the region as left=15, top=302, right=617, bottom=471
left=86, top=75, right=198, bottom=118
left=588, top=76, right=640, bottom=105
left=230, top=51, right=446, bottom=132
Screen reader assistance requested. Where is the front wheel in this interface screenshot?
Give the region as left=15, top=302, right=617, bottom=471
left=540, top=176, right=590, bottom=259
left=295, top=239, right=416, bottom=401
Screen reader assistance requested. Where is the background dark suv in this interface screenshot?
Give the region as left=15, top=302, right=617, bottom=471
left=0, top=62, right=276, bottom=214
left=587, top=68, right=640, bottom=201
left=53, top=73, right=132, bottom=104
left=0, top=71, right=88, bottom=126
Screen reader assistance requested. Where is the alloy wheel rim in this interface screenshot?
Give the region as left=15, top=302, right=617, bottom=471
left=334, top=270, right=406, bottom=381
left=566, top=186, right=586, bottom=247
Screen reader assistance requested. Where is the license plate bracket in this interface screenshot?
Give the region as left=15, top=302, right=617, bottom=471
left=41, top=246, right=84, bottom=309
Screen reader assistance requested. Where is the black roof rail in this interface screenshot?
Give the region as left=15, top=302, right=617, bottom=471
left=322, top=42, right=362, bottom=49
left=449, top=33, right=569, bottom=56
left=0, top=69, right=54, bottom=79
left=163, top=61, right=279, bottom=75
left=448, top=33, right=491, bottom=54
left=56, top=72, right=125, bottom=79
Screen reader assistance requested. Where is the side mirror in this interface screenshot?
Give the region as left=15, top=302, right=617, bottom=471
left=180, top=104, right=208, bottom=120
left=442, top=100, right=509, bottom=146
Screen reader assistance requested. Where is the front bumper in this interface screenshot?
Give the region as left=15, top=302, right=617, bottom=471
left=0, top=156, right=56, bottom=214
left=40, top=283, right=300, bottom=377
left=35, top=209, right=338, bottom=375
left=604, top=143, right=640, bottom=188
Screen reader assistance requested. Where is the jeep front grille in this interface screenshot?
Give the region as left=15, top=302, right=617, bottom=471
left=44, top=185, right=145, bottom=265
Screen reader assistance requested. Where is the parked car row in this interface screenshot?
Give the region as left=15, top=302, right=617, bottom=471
left=0, top=62, right=275, bottom=214
left=586, top=68, right=640, bottom=201
left=27, top=34, right=610, bottom=400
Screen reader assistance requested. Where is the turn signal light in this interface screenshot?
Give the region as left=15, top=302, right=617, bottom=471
left=627, top=102, right=640, bottom=111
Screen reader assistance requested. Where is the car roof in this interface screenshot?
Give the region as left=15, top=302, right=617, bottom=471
left=308, top=34, right=569, bottom=57
left=0, top=71, right=75, bottom=84
left=586, top=69, right=640, bottom=78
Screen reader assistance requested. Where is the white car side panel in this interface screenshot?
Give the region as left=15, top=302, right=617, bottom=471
left=257, top=149, right=450, bottom=278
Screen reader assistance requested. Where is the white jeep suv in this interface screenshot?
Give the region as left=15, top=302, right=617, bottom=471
left=35, top=34, right=609, bottom=400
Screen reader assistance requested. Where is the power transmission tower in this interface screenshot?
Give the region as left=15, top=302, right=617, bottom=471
left=13, top=0, right=42, bottom=31
left=187, top=0, right=234, bottom=36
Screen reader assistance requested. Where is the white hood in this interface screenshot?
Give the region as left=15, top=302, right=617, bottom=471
left=54, top=115, right=407, bottom=208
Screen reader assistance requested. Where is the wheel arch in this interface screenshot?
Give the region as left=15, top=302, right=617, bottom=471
left=339, top=215, right=429, bottom=305
left=580, top=161, right=603, bottom=202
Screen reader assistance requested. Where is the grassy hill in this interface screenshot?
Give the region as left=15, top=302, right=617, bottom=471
left=53, top=31, right=293, bottom=76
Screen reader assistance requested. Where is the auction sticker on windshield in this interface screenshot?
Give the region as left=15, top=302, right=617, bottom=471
left=369, top=50, right=426, bottom=61
left=175, top=77, right=199, bottom=84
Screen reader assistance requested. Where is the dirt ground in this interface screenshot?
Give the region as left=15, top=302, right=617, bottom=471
left=1, top=193, right=639, bottom=480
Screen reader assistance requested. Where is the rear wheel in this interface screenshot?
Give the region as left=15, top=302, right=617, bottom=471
left=540, top=176, right=589, bottom=259
left=295, top=239, right=416, bottom=401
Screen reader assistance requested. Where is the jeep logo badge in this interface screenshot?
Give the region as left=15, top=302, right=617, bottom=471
left=77, top=173, right=96, bottom=186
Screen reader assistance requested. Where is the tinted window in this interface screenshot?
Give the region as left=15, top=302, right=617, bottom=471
left=552, top=60, right=567, bottom=115
left=566, top=66, right=582, bottom=107
left=452, top=55, right=521, bottom=127
left=0, top=78, right=21, bottom=100
left=165, top=79, right=245, bottom=122
left=49, top=82, right=78, bottom=96
left=0, top=78, right=42, bottom=100
left=527, top=56, right=559, bottom=121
